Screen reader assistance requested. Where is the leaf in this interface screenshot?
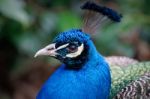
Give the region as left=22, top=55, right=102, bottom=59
left=57, top=11, right=81, bottom=31
left=0, top=0, right=30, bottom=26
left=40, top=12, right=58, bottom=34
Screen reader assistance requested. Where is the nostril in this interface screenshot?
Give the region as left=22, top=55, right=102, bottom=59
left=47, top=47, right=54, bottom=51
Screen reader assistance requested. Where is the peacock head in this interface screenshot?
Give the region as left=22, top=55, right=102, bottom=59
left=34, top=1, right=122, bottom=69
left=34, top=29, right=93, bottom=68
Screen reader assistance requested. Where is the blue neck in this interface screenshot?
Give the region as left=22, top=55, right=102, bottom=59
left=82, top=40, right=111, bottom=98
left=65, top=40, right=111, bottom=98
left=82, top=40, right=105, bottom=69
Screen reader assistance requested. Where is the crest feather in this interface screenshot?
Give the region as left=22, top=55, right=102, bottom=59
left=81, top=1, right=122, bottom=34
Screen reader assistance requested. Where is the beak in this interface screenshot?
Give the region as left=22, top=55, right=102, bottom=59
left=34, top=43, right=57, bottom=58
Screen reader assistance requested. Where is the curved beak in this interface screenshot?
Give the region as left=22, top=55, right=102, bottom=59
left=34, top=43, right=57, bottom=58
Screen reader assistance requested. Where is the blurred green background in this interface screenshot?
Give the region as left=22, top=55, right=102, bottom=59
left=0, top=0, right=150, bottom=99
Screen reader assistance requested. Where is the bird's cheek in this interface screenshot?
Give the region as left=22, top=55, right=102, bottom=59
left=56, top=49, right=68, bottom=57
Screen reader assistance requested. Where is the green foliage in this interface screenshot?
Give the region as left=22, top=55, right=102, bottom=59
left=57, top=11, right=81, bottom=31
left=0, top=0, right=31, bottom=26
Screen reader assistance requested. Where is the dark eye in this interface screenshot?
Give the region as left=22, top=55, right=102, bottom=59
left=67, top=44, right=78, bottom=53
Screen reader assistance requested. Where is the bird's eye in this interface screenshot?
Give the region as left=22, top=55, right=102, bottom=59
left=67, top=44, right=78, bottom=53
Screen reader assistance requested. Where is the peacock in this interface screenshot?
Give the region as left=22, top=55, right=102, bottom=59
left=34, top=1, right=150, bottom=99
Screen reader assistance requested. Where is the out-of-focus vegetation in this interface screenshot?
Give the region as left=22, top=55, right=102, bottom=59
left=0, top=0, right=149, bottom=99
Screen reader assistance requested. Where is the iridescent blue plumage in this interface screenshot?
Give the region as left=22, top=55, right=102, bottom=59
left=36, top=29, right=111, bottom=99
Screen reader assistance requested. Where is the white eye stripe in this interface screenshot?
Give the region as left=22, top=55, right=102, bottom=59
left=56, top=43, right=69, bottom=51
left=66, top=43, right=84, bottom=58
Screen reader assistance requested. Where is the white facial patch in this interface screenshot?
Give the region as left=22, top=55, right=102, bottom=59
left=56, top=43, right=69, bottom=50
left=66, top=43, right=84, bottom=58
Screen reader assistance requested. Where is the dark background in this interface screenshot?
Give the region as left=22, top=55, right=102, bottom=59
left=0, top=0, right=150, bottom=99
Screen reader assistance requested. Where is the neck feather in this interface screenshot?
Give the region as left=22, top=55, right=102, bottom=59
left=65, top=40, right=104, bottom=70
